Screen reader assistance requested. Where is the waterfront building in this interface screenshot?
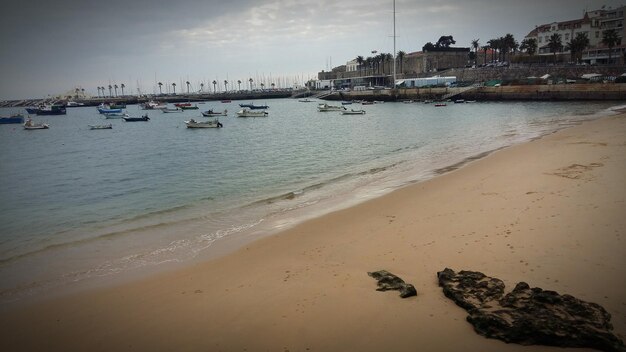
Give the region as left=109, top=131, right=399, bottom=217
left=524, top=5, right=625, bottom=64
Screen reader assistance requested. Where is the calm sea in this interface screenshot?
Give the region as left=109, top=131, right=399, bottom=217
left=0, top=99, right=619, bottom=303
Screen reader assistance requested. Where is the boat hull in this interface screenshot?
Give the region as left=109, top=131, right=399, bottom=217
left=0, top=116, right=24, bottom=124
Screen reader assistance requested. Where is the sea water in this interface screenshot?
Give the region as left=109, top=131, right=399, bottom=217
left=0, top=99, right=618, bottom=303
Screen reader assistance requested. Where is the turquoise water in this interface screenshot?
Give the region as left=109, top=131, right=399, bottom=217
left=0, top=99, right=619, bottom=302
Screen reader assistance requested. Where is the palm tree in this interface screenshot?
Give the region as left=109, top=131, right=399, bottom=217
left=471, top=39, right=480, bottom=66
left=487, top=39, right=497, bottom=62
left=356, top=55, right=365, bottom=76
left=385, top=53, right=393, bottom=75
left=602, top=29, right=620, bottom=64
left=565, top=32, right=590, bottom=64
left=481, top=45, right=490, bottom=65
left=212, top=80, right=217, bottom=93
left=396, top=51, right=406, bottom=75
left=108, top=85, right=113, bottom=98
left=224, top=80, right=228, bottom=92
left=120, top=83, right=125, bottom=96
left=237, top=80, right=242, bottom=91
left=502, top=34, right=516, bottom=62
left=548, top=33, right=563, bottom=63
left=271, top=83, right=275, bottom=90
left=81, top=88, right=85, bottom=98
left=200, top=83, right=204, bottom=92
left=186, top=81, right=191, bottom=94
left=260, top=83, right=265, bottom=90
left=248, top=78, right=253, bottom=91
left=520, top=38, right=538, bottom=56
left=158, top=82, right=163, bottom=95
left=114, top=84, right=118, bottom=97
left=172, top=82, right=176, bottom=95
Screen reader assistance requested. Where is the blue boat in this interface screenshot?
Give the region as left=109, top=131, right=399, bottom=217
left=25, top=107, right=39, bottom=114
left=239, top=103, right=269, bottom=110
left=98, top=108, right=123, bottom=114
left=0, top=113, right=24, bottom=124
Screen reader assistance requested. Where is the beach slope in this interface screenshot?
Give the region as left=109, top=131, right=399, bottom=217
left=2, top=114, right=625, bottom=352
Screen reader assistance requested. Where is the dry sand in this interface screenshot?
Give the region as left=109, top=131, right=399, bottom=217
left=2, top=113, right=625, bottom=352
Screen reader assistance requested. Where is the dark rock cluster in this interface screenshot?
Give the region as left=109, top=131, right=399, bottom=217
left=437, top=268, right=625, bottom=352
left=368, top=270, right=417, bottom=298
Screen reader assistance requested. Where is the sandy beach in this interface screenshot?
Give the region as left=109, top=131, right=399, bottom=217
left=2, top=112, right=625, bottom=352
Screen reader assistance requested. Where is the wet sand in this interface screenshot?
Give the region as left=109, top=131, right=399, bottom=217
left=1, top=113, right=625, bottom=352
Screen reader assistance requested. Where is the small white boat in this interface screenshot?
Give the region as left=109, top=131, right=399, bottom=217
left=23, top=118, right=49, bottom=130
left=89, top=124, right=112, bottom=130
left=185, top=118, right=223, bottom=128
left=161, top=107, right=183, bottom=113
left=201, top=109, right=227, bottom=117
left=341, top=109, right=366, bottom=115
left=298, top=98, right=313, bottom=102
left=317, top=103, right=345, bottom=112
left=236, top=109, right=268, bottom=117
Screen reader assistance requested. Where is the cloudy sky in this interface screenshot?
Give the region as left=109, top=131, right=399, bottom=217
left=0, top=0, right=622, bottom=99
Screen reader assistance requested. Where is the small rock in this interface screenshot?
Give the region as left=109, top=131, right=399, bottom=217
left=368, top=270, right=417, bottom=298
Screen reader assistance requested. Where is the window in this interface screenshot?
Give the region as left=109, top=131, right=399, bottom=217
left=538, top=37, right=542, bottom=43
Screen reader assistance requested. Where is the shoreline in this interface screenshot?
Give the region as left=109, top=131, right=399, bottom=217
left=1, top=104, right=617, bottom=306
left=1, top=109, right=625, bottom=350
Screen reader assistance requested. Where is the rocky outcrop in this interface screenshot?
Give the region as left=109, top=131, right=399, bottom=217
left=438, top=268, right=625, bottom=352
left=368, top=270, right=417, bottom=298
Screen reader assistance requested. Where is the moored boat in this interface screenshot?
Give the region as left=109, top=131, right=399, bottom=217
left=174, top=102, right=192, bottom=108
left=0, top=113, right=24, bottom=124
left=123, top=114, right=150, bottom=122
left=66, top=101, right=85, bottom=107
left=184, top=118, right=223, bottom=128
left=434, top=103, right=447, bottom=107
left=98, top=107, right=123, bottom=114
left=35, top=104, right=66, bottom=115
left=141, top=101, right=167, bottom=110
left=23, top=117, right=49, bottom=130
left=239, top=103, right=269, bottom=109
left=221, top=99, right=232, bottom=103
left=298, top=98, right=313, bottom=102
left=341, top=109, right=366, bottom=115
left=236, top=109, right=268, bottom=117
left=104, top=112, right=129, bottom=119
left=161, top=107, right=183, bottom=113
left=317, top=103, right=345, bottom=112
left=89, top=124, right=113, bottom=130
left=201, top=109, right=227, bottom=117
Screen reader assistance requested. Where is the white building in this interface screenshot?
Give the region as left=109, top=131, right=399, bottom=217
left=346, top=59, right=358, bottom=73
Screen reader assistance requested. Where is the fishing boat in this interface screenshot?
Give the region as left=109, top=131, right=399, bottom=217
left=298, top=98, right=313, bottom=102
left=341, top=109, right=366, bottom=115
left=341, top=101, right=353, bottom=105
left=236, top=109, right=268, bottom=117
left=25, top=107, right=39, bottom=114
left=161, top=107, right=182, bottom=113
left=23, top=117, right=49, bottom=130
left=0, top=113, right=24, bottom=124
left=185, top=118, right=223, bottom=128
left=317, top=103, right=345, bottom=112
left=202, top=109, right=227, bottom=117
left=104, top=112, right=129, bottom=119
left=174, top=102, right=192, bottom=108
left=361, top=101, right=374, bottom=105
left=221, top=99, right=232, bottom=103
left=109, top=103, right=126, bottom=109
left=35, top=104, right=66, bottom=115
left=123, top=114, right=150, bottom=122
left=434, top=103, right=447, bottom=107
left=180, top=105, right=199, bottom=110
left=88, top=124, right=112, bottom=130
left=66, top=101, right=84, bottom=107
left=454, top=99, right=465, bottom=104
left=239, top=103, right=269, bottom=109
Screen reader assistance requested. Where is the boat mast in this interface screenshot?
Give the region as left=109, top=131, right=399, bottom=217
left=392, top=0, right=397, bottom=88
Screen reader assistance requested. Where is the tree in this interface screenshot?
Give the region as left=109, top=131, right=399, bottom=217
left=108, top=85, right=112, bottom=98
left=271, top=83, right=275, bottom=90
left=158, top=82, right=163, bottom=95
left=114, top=84, right=118, bottom=97
left=519, top=38, right=538, bottom=56
left=481, top=45, right=489, bottom=65
left=237, top=80, right=242, bottom=91
left=120, top=83, right=125, bottom=96
left=224, top=80, right=228, bottom=92
left=212, top=80, right=217, bottom=93
left=548, top=33, right=563, bottom=63
left=422, top=42, right=436, bottom=51
left=602, top=29, right=621, bottom=64
left=396, top=50, right=406, bottom=74
left=565, top=32, right=590, bottom=63
left=200, top=83, right=204, bottom=92
left=172, top=82, right=176, bottom=95
left=356, top=55, right=364, bottom=76
left=471, top=39, right=480, bottom=66
left=260, top=82, right=265, bottom=90
left=249, top=78, right=253, bottom=91
left=502, top=33, right=517, bottom=62
left=385, top=53, right=393, bottom=74
left=436, top=35, right=455, bottom=48
left=186, top=81, right=191, bottom=94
